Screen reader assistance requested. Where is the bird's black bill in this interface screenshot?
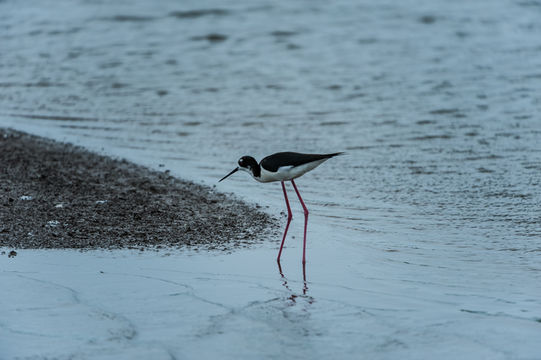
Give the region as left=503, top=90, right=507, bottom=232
left=219, top=167, right=239, bottom=182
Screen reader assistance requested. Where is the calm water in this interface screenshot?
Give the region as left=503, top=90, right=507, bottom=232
left=1, top=0, right=541, bottom=358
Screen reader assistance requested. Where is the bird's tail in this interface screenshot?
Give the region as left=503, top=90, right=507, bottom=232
left=326, top=152, right=345, bottom=158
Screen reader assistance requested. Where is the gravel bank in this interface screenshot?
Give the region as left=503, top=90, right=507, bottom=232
left=0, top=129, right=277, bottom=250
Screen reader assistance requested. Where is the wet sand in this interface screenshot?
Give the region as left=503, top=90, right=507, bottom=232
left=0, top=129, right=277, bottom=250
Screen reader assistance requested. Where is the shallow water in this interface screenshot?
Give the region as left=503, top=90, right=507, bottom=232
left=1, top=0, right=541, bottom=358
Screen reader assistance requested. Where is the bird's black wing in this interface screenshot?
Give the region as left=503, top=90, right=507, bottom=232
left=260, top=152, right=343, bottom=172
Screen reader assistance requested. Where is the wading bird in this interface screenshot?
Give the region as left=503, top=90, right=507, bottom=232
left=219, top=152, right=343, bottom=264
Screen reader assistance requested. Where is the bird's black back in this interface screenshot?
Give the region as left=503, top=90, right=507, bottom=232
left=260, top=152, right=343, bottom=172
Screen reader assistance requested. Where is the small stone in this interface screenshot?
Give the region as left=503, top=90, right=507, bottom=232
left=46, top=220, right=60, bottom=227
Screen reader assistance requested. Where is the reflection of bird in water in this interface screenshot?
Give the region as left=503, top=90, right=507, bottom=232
left=278, top=262, right=314, bottom=305
left=220, top=152, right=343, bottom=264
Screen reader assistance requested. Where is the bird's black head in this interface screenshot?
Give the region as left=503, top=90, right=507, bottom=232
left=238, top=156, right=258, bottom=171
left=219, top=155, right=260, bottom=182
left=238, top=156, right=261, bottom=178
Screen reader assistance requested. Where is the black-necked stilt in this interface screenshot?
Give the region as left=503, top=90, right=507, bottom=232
left=219, top=151, right=343, bottom=264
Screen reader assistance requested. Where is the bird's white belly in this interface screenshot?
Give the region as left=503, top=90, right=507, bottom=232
left=257, top=159, right=328, bottom=183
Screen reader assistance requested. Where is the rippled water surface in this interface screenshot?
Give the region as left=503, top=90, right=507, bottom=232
left=1, top=0, right=541, bottom=358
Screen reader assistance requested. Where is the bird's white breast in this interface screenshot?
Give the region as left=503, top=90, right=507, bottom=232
left=256, top=159, right=328, bottom=183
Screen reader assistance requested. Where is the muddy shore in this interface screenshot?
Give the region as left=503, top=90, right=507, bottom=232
left=0, top=129, right=277, bottom=250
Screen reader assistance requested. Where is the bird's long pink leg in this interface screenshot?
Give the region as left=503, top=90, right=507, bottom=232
left=291, top=179, right=309, bottom=264
left=277, top=181, right=292, bottom=263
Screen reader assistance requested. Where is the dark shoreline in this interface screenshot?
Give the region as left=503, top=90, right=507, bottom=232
left=0, top=129, right=277, bottom=250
